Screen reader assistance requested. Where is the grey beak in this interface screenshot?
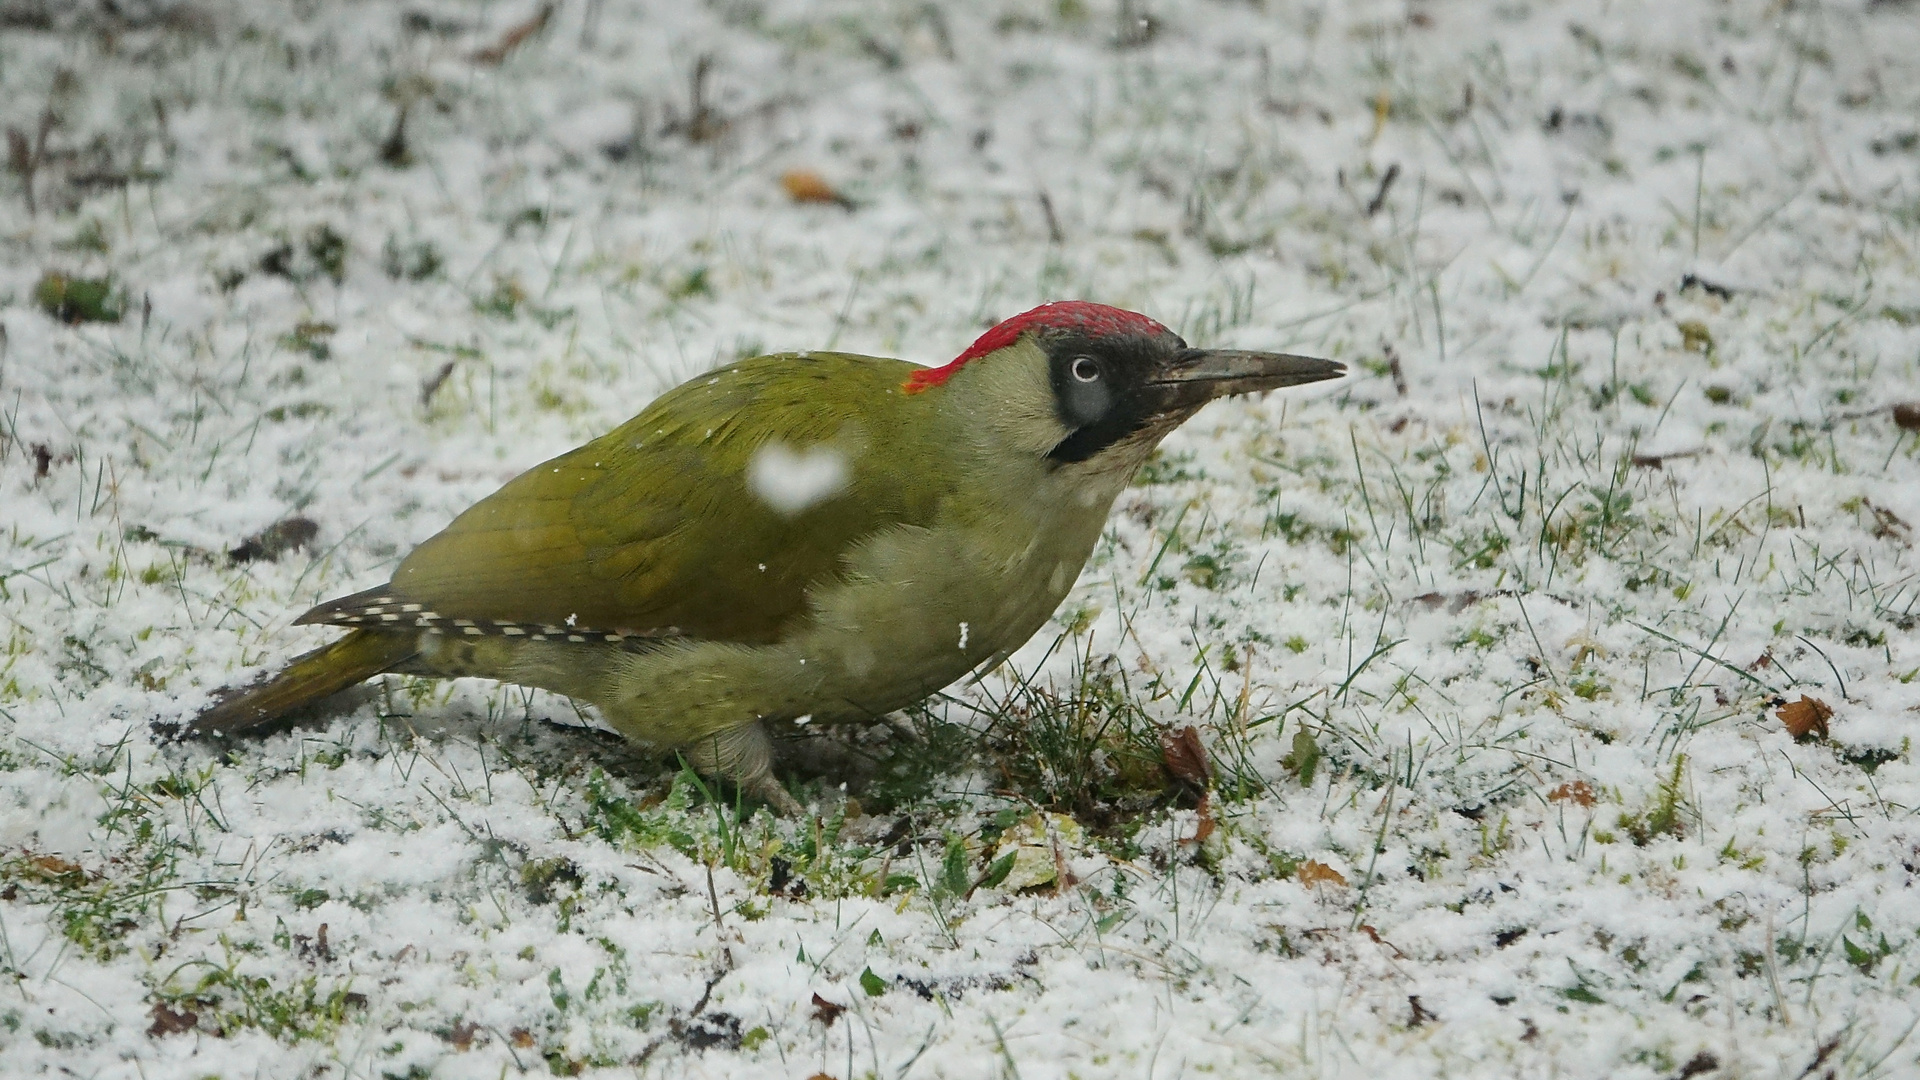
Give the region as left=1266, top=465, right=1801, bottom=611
left=1151, top=349, right=1346, bottom=405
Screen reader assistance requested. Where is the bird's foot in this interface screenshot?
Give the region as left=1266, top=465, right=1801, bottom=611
left=748, top=775, right=805, bottom=818
left=686, top=720, right=806, bottom=817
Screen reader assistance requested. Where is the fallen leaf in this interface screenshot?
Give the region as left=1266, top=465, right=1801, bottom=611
left=781, top=169, right=853, bottom=209
left=147, top=1002, right=198, bottom=1037
left=975, top=849, right=1017, bottom=891
left=1776, top=695, right=1832, bottom=741
left=986, top=812, right=1085, bottom=891
left=1297, top=860, right=1348, bottom=888
left=1547, top=780, right=1596, bottom=807
left=25, top=854, right=87, bottom=885
left=444, top=1020, right=480, bottom=1051
left=35, top=272, right=124, bottom=324
left=1186, top=793, right=1216, bottom=845
left=1893, top=402, right=1920, bottom=432
left=1864, top=499, right=1913, bottom=542
left=1412, top=590, right=1483, bottom=613
left=1281, top=728, right=1321, bottom=787
left=30, top=854, right=82, bottom=876
left=1677, top=320, right=1713, bottom=354
left=1359, top=924, right=1406, bottom=957
left=229, top=516, right=319, bottom=564
left=1160, top=725, right=1211, bottom=787
left=510, top=1027, right=536, bottom=1049
left=809, top=992, right=845, bottom=1027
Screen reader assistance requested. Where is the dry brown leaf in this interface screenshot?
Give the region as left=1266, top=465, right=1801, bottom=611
left=1777, top=695, right=1832, bottom=741
left=1160, top=725, right=1212, bottom=787
left=1865, top=499, right=1913, bottom=542
left=781, top=169, right=853, bottom=209
left=229, top=515, right=319, bottom=564
left=1297, top=860, right=1348, bottom=888
left=27, top=854, right=85, bottom=883
left=146, top=1002, right=198, bottom=1038
left=510, top=1027, right=536, bottom=1049
left=1358, top=924, right=1407, bottom=957
left=810, top=992, right=846, bottom=1027
left=1893, top=402, right=1920, bottom=432
left=1186, top=793, right=1217, bottom=845
left=1547, top=780, right=1596, bottom=807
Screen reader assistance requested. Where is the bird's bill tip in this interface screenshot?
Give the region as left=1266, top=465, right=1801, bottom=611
left=1152, top=349, right=1346, bottom=398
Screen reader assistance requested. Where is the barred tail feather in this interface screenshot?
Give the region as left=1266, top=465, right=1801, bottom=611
left=187, top=629, right=418, bottom=737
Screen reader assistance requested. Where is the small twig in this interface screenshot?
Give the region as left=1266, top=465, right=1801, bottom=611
left=1038, top=191, right=1065, bottom=244
left=1795, top=1035, right=1842, bottom=1078
left=5, top=128, right=35, bottom=216
left=633, top=968, right=731, bottom=1067
left=6, top=107, right=56, bottom=217
left=1678, top=272, right=1733, bottom=300
left=705, top=861, right=724, bottom=929
left=420, top=361, right=456, bottom=407
left=471, top=2, right=554, bottom=65
left=664, top=54, right=729, bottom=143
left=1631, top=448, right=1706, bottom=469
left=1366, top=163, right=1401, bottom=217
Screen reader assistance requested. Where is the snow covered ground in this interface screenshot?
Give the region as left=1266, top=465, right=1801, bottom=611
left=2, top=0, right=1918, bottom=1076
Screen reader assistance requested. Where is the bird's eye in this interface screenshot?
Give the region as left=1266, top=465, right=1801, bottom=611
left=1070, top=357, right=1100, bottom=382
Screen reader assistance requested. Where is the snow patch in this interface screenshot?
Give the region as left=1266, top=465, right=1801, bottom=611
left=746, top=441, right=849, bottom=515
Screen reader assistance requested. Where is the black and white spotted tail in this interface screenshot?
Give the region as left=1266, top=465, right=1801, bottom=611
left=297, top=586, right=670, bottom=644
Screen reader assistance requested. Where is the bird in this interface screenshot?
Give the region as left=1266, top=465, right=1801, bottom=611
left=186, top=301, right=1344, bottom=813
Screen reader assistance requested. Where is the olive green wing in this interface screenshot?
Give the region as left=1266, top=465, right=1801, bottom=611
left=298, top=353, right=942, bottom=644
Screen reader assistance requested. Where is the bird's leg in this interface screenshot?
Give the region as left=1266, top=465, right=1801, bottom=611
left=684, top=721, right=804, bottom=817
left=407, top=636, right=804, bottom=813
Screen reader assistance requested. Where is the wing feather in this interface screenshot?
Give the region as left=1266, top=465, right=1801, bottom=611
left=300, top=353, right=941, bottom=645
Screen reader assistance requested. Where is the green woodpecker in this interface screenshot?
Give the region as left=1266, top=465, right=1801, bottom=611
left=188, top=302, right=1343, bottom=813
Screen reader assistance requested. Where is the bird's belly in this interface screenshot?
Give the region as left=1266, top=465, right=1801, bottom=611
left=584, top=521, right=1095, bottom=746
left=791, top=521, right=1094, bottom=716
